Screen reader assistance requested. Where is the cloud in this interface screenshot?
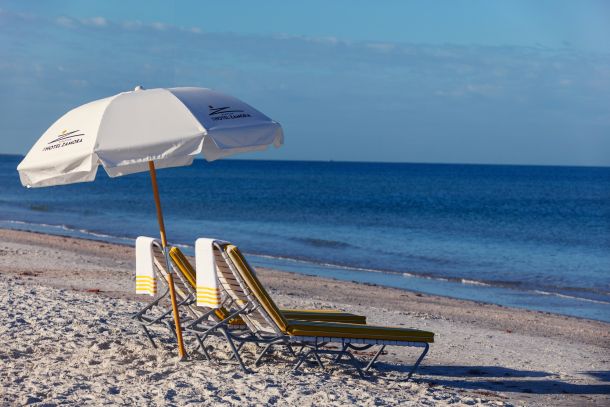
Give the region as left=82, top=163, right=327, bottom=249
left=50, top=14, right=203, bottom=36
left=273, top=33, right=347, bottom=46
left=365, top=42, right=396, bottom=53
left=1, top=8, right=609, bottom=165
left=55, top=16, right=75, bottom=28
left=186, top=27, right=202, bottom=34
left=81, top=16, right=107, bottom=27
left=150, top=21, right=169, bottom=31
left=121, top=20, right=143, bottom=30
left=55, top=15, right=109, bottom=29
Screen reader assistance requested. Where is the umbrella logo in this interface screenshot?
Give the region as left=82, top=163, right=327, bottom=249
left=42, top=129, right=85, bottom=151
left=208, top=105, right=251, bottom=121
left=47, top=129, right=85, bottom=144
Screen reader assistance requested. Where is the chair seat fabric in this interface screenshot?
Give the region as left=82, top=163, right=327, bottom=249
left=281, top=309, right=366, bottom=324
left=286, top=320, right=434, bottom=343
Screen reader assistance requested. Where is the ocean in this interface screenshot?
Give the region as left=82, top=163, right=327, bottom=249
left=1, top=154, right=609, bottom=322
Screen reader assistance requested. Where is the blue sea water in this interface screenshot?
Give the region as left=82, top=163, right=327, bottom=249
left=1, top=154, right=609, bottom=322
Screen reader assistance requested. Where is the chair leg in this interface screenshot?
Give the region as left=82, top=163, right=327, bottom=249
left=195, top=334, right=212, bottom=361
left=285, top=343, right=297, bottom=358
left=292, top=345, right=364, bottom=377
left=292, top=349, right=313, bottom=372
left=364, top=345, right=385, bottom=372
left=335, top=343, right=348, bottom=363
left=255, top=340, right=294, bottom=366
left=311, top=349, right=324, bottom=368
left=255, top=342, right=275, bottom=366
left=220, top=328, right=250, bottom=373
left=229, top=342, right=246, bottom=360
left=141, top=325, right=157, bottom=349
left=229, top=341, right=246, bottom=360
left=164, top=320, right=189, bottom=358
left=342, top=350, right=365, bottom=378
left=165, top=320, right=177, bottom=340
left=406, top=343, right=429, bottom=381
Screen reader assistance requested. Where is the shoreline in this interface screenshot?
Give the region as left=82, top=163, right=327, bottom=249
left=2, top=228, right=608, bottom=347
left=2, top=225, right=608, bottom=325
left=1, top=229, right=609, bottom=405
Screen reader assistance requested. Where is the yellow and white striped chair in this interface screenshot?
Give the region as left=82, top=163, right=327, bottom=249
left=213, top=242, right=434, bottom=379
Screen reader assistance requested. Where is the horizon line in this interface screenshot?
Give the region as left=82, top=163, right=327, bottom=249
left=1, top=152, right=608, bottom=170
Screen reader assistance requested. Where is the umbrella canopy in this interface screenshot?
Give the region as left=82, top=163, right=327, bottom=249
left=18, top=86, right=283, bottom=187
left=17, top=86, right=284, bottom=359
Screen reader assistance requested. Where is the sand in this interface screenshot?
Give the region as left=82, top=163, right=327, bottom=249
left=1, top=229, right=609, bottom=406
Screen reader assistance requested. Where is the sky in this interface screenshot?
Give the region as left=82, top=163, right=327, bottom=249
left=1, top=1, right=609, bottom=166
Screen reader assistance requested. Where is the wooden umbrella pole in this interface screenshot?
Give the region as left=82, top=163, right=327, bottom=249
left=148, top=161, right=187, bottom=359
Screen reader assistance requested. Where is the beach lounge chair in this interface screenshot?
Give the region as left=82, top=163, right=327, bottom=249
left=134, top=239, right=261, bottom=363
left=211, top=241, right=434, bottom=379
left=133, top=239, right=366, bottom=360
left=133, top=239, right=200, bottom=348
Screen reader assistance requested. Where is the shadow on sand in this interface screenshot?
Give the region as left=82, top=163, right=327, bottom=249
left=381, top=364, right=610, bottom=395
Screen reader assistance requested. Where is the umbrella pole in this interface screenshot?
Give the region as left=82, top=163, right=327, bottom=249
left=148, top=161, right=187, bottom=360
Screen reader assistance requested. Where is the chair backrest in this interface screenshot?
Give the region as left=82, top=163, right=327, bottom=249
left=150, top=243, right=200, bottom=320
left=214, top=242, right=288, bottom=336
left=169, top=247, right=196, bottom=289
left=151, top=241, right=177, bottom=294
left=169, top=244, right=242, bottom=323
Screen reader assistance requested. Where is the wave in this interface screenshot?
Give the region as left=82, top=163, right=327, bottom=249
left=460, top=279, right=492, bottom=287
left=532, top=290, right=610, bottom=305
left=251, top=252, right=390, bottom=275
left=250, top=251, right=610, bottom=305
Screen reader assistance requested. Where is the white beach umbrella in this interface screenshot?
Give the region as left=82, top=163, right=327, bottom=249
left=17, top=86, right=283, bottom=358
left=18, top=86, right=283, bottom=187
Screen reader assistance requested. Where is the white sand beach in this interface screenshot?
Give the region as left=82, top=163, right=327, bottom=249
left=1, top=229, right=609, bottom=406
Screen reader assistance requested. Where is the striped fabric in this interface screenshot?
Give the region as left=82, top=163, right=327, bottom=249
left=135, top=236, right=158, bottom=296
left=196, top=285, right=222, bottom=307
left=135, top=275, right=157, bottom=296
left=195, top=238, right=222, bottom=308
